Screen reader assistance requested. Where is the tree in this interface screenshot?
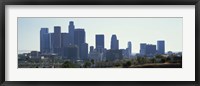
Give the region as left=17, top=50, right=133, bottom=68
left=83, top=61, right=91, bottom=68
left=155, top=55, right=166, bottom=63
left=126, top=61, right=131, bottom=67
left=166, top=57, right=171, bottom=63
left=123, top=61, right=132, bottom=68
left=114, top=61, right=121, bottom=67
left=155, top=55, right=164, bottom=59
left=173, top=56, right=182, bottom=63
left=150, top=58, right=156, bottom=63
left=132, top=58, right=138, bottom=65
left=160, top=58, right=166, bottom=63
left=137, top=57, right=146, bottom=64
left=91, top=59, right=94, bottom=64
left=62, top=61, right=74, bottom=68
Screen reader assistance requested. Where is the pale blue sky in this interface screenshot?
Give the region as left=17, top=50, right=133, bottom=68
left=18, top=17, right=182, bottom=53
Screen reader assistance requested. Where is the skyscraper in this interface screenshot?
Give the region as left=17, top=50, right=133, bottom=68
left=140, top=43, right=156, bottom=57
left=61, top=33, right=70, bottom=48
left=52, top=26, right=61, bottom=55
left=157, top=40, right=165, bottom=54
left=111, top=34, right=119, bottom=50
left=128, top=41, right=132, bottom=57
left=74, top=29, right=85, bottom=59
left=66, top=45, right=79, bottom=61
left=106, top=49, right=123, bottom=61
left=146, top=44, right=156, bottom=56
left=140, top=43, right=146, bottom=56
left=68, top=21, right=75, bottom=45
left=61, top=33, right=70, bottom=58
left=95, top=34, right=104, bottom=53
left=81, top=43, right=88, bottom=60
left=40, top=28, right=50, bottom=54
left=62, top=47, right=68, bottom=59
left=49, top=33, right=53, bottom=53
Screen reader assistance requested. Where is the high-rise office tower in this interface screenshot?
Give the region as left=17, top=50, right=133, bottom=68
left=62, top=47, right=68, bottom=59
left=140, top=43, right=156, bottom=56
left=68, top=21, right=75, bottom=45
left=40, top=28, right=50, bottom=54
left=128, top=41, right=132, bottom=57
left=49, top=33, right=53, bottom=53
left=116, top=40, right=119, bottom=49
left=111, top=34, right=119, bottom=50
left=66, top=45, right=79, bottom=61
left=61, top=33, right=70, bottom=47
left=61, top=33, right=70, bottom=58
left=140, top=43, right=146, bottom=56
left=52, top=26, right=61, bottom=55
left=146, top=44, right=156, bottom=56
left=157, top=40, right=165, bottom=54
left=81, top=43, right=88, bottom=60
left=74, top=29, right=85, bottom=59
left=95, top=34, right=104, bottom=53
left=106, top=49, right=123, bottom=61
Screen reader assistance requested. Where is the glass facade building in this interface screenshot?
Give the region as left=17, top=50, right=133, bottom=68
left=40, top=28, right=50, bottom=54
left=111, top=34, right=119, bottom=50
left=95, top=34, right=104, bottom=53
left=74, top=29, right=86, bottom=59
left=157, top=40, right=165, bottom=54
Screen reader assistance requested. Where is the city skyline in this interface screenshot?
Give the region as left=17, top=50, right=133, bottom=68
left=18, top=17, right=183, bottom=53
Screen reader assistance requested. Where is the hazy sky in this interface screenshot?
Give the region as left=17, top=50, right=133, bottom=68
left=18, top=17, right=182, bottom=53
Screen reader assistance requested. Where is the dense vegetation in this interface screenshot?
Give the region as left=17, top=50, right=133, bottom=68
left=18, top=54, right=182, bottom=68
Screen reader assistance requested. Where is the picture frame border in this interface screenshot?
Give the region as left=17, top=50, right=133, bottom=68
left=0, top=0, right=199, bottom=86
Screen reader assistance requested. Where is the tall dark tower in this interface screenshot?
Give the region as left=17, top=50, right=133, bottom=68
left=95, top=34, right=104, bottom=53
left=81, top=43, right=88, bottom=60
left=68, top=21, right=75, bottom=45
left=52, top=26, right=61, bottom=55
left=74, top=29, right=86, bottom=59
left=128, top=41, right=132, bottom=57
left=140, top=43, right=146, bottom=55
left=111, top=34, right=119, bottom=50
left=40, top=28, right=50, bottom=54
left=66, top=45, right=79, bottom=61
left=53, top=26, right=61, bottom=48
left=157, top=40, right=165, bottom=54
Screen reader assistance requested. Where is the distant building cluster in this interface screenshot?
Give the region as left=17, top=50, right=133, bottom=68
left=40, top=21, right=88, bottom=61
left=39, top=21, right=135, bottom=62
left=39, top=21, right=166, bottom=62
left=139, top=40, right=165, bottom=57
